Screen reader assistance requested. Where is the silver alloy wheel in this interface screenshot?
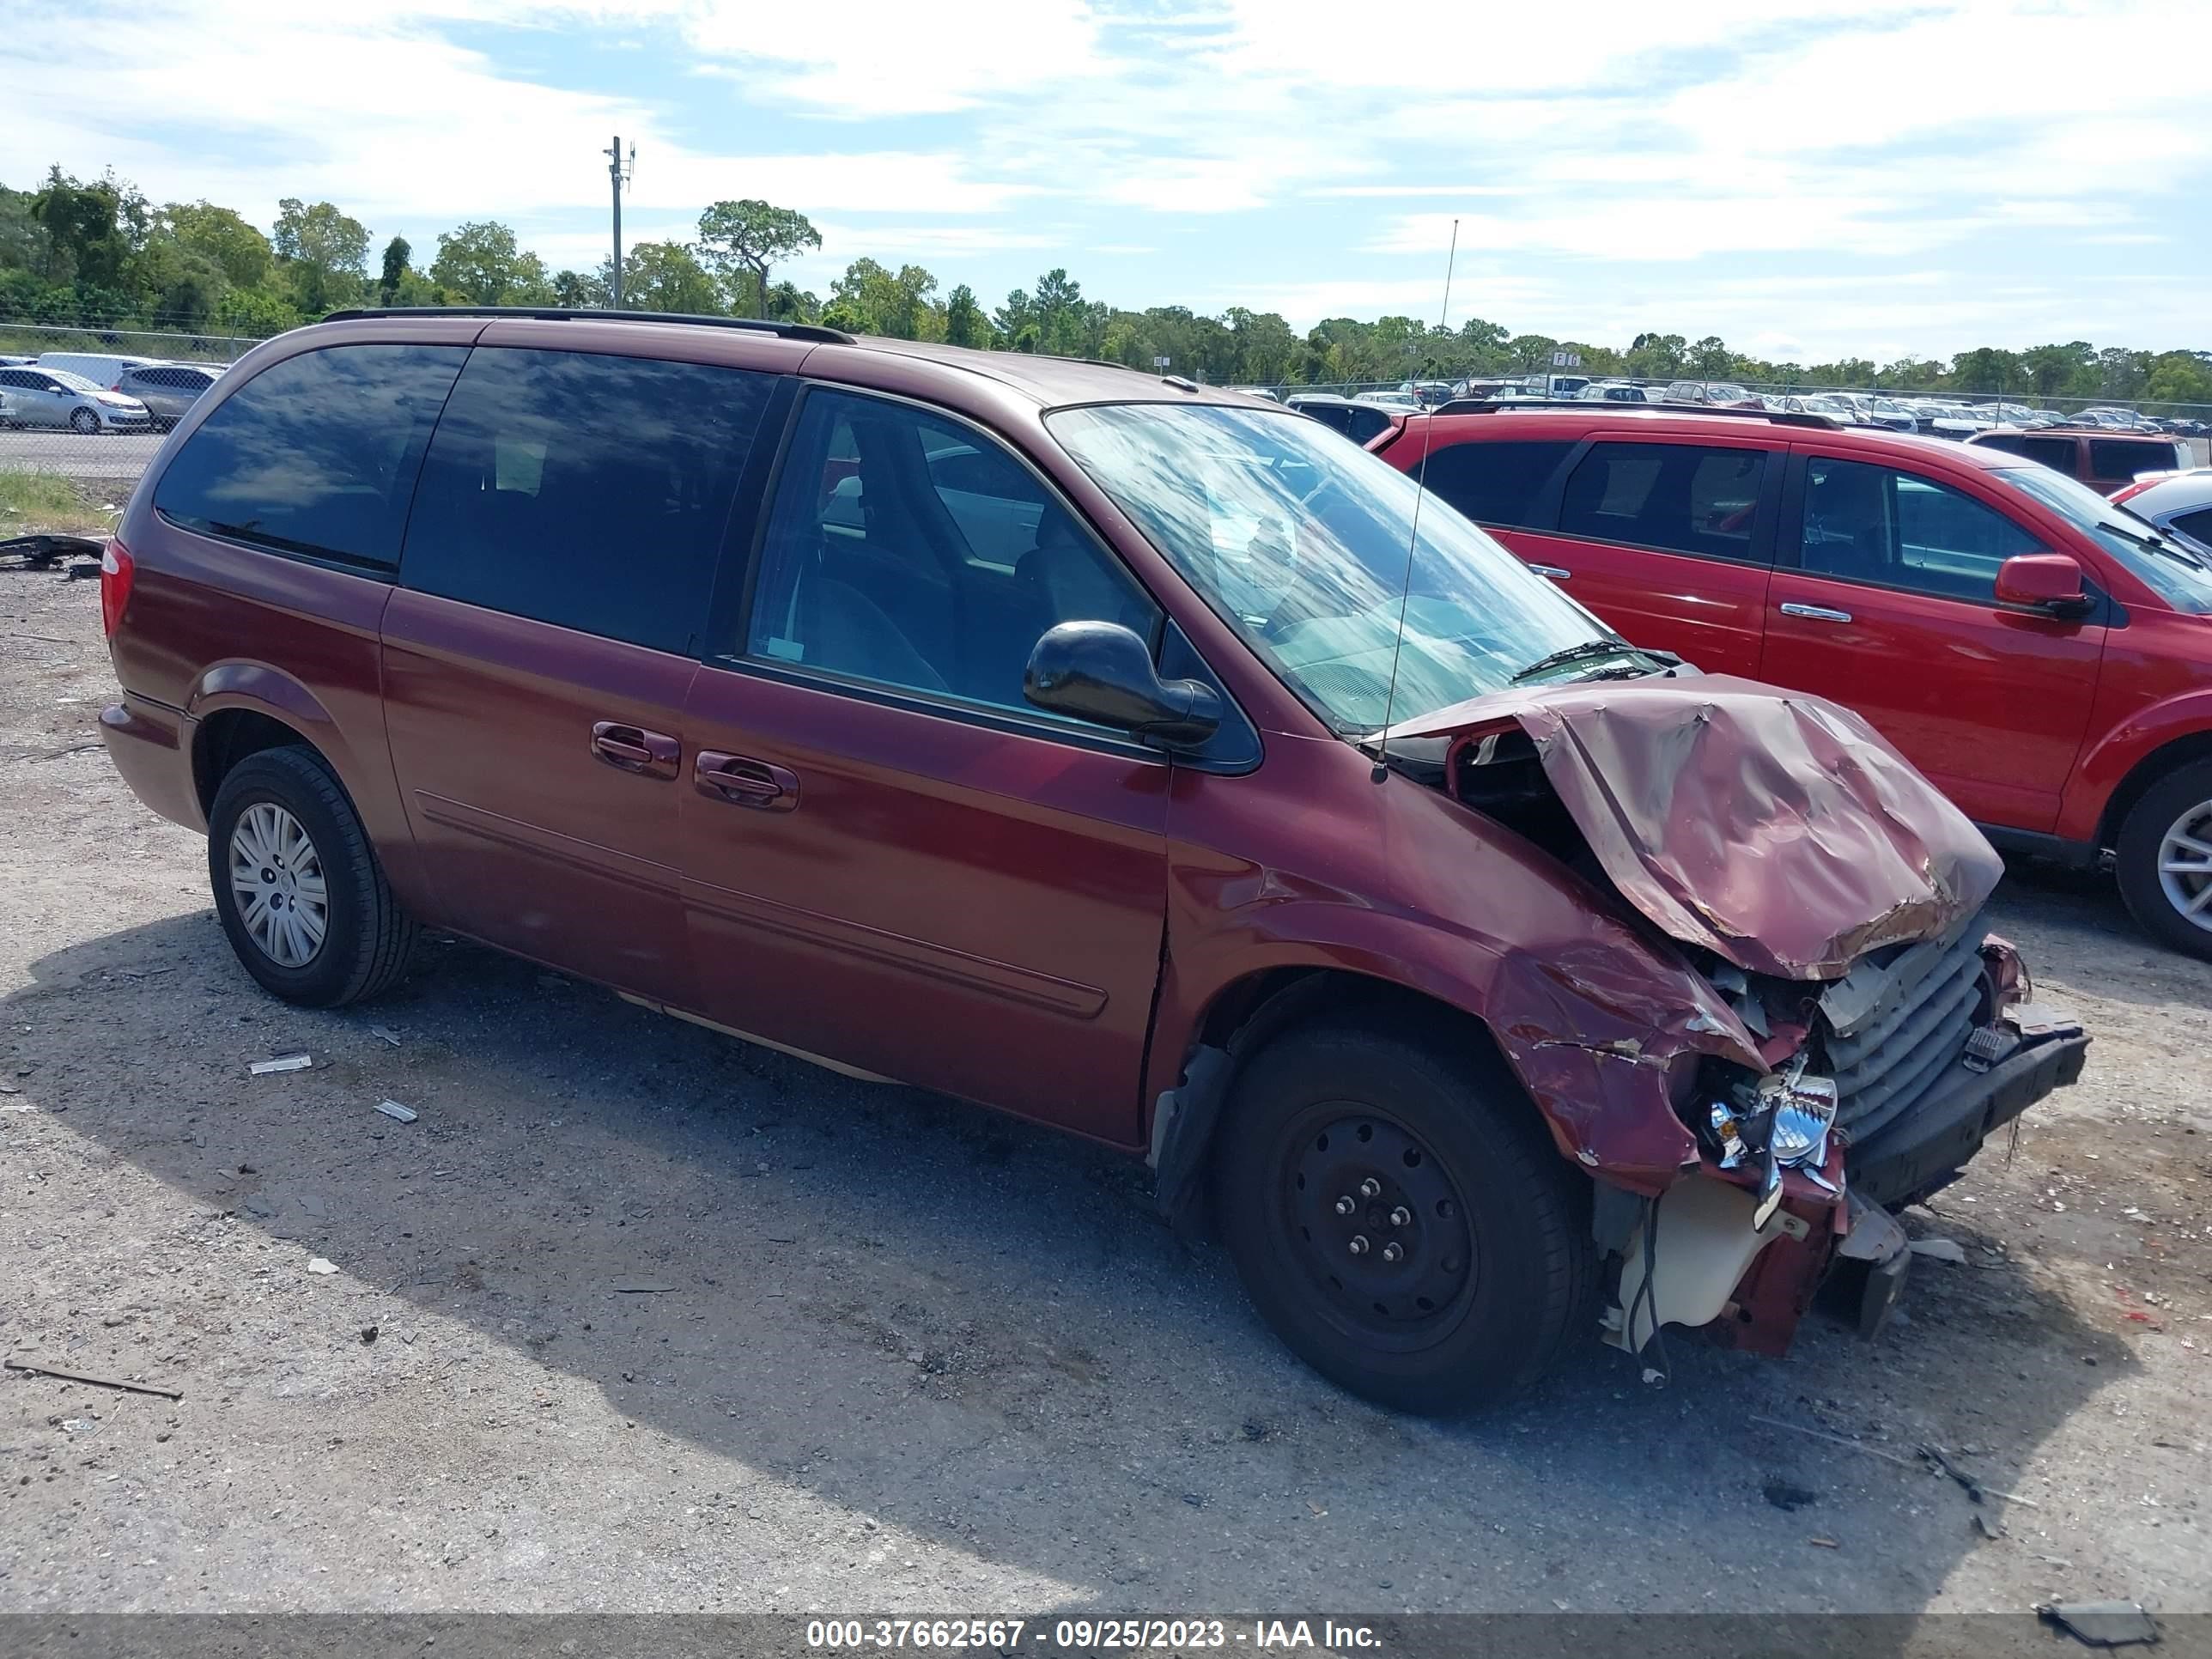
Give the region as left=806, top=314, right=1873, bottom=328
left=2157, top=798, right=2212, bottom=934
left=228, top=802, right=329, bottom=968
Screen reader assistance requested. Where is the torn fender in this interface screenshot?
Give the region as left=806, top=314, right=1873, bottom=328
left=1392, top=675, right=2003, bottom=980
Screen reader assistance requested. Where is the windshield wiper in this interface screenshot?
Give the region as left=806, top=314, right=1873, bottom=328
left=2100, top=520, right=2209, bottom=571
left=1509, top=638, right=1638, bottom=684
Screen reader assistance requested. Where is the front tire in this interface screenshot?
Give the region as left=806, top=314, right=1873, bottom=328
left=207, top=746, right=416, bottom=1006
left=1212, top=1019, right=1595, bottom=1413
left=69, top=408, right=100, bottom=434
left=2116, top=759, right=2212, bottom=961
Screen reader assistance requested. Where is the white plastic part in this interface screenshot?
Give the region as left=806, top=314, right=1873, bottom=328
left=1601, top=1175, right=1797, bottom=1352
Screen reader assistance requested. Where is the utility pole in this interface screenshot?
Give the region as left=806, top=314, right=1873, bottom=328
left=604, top=136, right=634, bottom=308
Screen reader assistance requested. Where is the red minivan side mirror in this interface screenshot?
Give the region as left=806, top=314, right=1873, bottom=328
left=1994, top=552, right=2093, bottom=617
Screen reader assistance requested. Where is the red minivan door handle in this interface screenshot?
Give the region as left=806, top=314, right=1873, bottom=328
left=591, top=721, right=680, bottom=779
left=696, top=750, right=800, bottom=811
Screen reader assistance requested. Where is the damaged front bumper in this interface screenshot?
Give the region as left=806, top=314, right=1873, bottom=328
left=1601, top=979, right=2086, bottom=1362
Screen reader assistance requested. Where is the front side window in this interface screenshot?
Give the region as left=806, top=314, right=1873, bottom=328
left=401, top=347, right=776, bottom=654
left=1990, top=461, right=2212, bottom=615
left=1798, top=457, right=2039, bottom=602
left=154, top=344, right=466, bottom=569
left=744, top=389, right=1158, bottom=720
left=1558, top=441, right=1767, bottom=559
left=1418, top=440, right=1574, bottom=530
left=1049, top=402, right=1606, bottom=734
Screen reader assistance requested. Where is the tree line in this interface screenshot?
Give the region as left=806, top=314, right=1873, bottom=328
left=5, top=167, right=2209, bottom=407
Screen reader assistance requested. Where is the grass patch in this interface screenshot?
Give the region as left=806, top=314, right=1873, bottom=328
left=0, top=470, right=116, bottom=537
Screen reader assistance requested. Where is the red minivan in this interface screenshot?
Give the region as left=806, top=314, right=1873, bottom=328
left=1376, top=405, right=2212, bottom=959
left=100, top=313, right=2086, bottom=1411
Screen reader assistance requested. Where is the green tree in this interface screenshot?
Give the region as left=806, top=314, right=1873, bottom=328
left=826, top=258, right=938, bottom=338
left=607, top=242, right=721, bottom=314
left=1948, top=346, right=2021, bottom=395
left=944, top=282, right=988, bottom=348
left=28, top=167, right=135, bottom=288
left=1509, top=332, right=1561, bottom=374
left=2097, top=346, right=2150, bottom=401
left=378, top=235, right=411, bottom=305
left=2021, top=341, right=2094, bottom=400
left=695, top=200, right=821, bottom=316
left=155, top=201, right=272, bottom=290
left=428, top=220, right=552, bottom=306
left=2144, top=350, right=2212, bottom=408
left=271, top=198, right=369, bottom=314
left=1687, top=335, right=1733, bottom=376
left=550, top=268, right=604, bottom=308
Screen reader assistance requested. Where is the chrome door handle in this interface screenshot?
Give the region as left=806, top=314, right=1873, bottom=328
left=1779, top=602, right=1853, bottom=623
left=1528, top=563, right=1572, bottom=580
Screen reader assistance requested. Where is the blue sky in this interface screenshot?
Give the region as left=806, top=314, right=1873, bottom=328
left=5, top=0, right=2208, bottom=362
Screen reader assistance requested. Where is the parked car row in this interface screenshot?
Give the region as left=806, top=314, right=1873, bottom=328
left=0, top=349, right=225, bottom=433
left=97, top=307, right=2090, bottom=1413
left=1368, top=400, right=2212, bottom=960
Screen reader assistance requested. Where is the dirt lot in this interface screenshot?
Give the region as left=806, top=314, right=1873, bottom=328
left=3, top=543, right=2209, bottom=1619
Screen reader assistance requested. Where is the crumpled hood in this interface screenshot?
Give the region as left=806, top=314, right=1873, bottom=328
left=1391, top=674, right=2002, bottom=981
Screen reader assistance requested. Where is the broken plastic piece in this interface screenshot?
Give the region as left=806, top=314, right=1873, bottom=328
left=1909, top=1237, right=1968, bottom=1264
left=1753, top=1146, right=1784, bottom=1231
left=1961, top=1024, right=2008, bottom=1074
left=374, top=1099, right=418, bottom=1123
left=2038, top=1601, right=2157, bottom=1649
left=249, top=1053, right=312, bottom=1075
left=1707, top=1102, right=1748, bottom=1169
left=307, top=1257, right=338, bottom=1275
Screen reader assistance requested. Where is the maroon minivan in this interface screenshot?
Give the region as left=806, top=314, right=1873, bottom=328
left=99, top=309, right=2087, bottom=1411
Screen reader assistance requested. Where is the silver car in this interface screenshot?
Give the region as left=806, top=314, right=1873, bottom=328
left=113, top=362, right=223, bottom=432
left=2117, top=469, right=2212, bottom=556
left=0, top=365, right=153, bottom=433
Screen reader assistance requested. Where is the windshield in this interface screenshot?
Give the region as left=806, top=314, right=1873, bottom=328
left=1049, top=403, right=1614, bottom=732
left=1990, top=462, right=2212, bottom=615
left=46, top=368, right=103, bottom=392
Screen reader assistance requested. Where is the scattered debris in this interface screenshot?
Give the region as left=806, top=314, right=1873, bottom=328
left=1750, top=1416, right=2041, bottom=1506
left=1921, top=1443, right=1985, bottom=1504
left=359, top=1327, right=379, bottom=1345
left=612, top=1283, right=677, bottom=1295
left=249, top=1053, right=313, bottom=1075
left=1974, top=1511, right=2008, bottom=1541
left=1763, top=1479, right=1820, bottom=1512
left=1908, top=1237, right=1969, bottom=1264
left=2037, top=1601, right=2158, bottom=1649
left=3, top=1354, right=184, bottom=1400
left=298, top=1194, right=326, bottom=1218
left=1808, top=1536, right=1839, bottom=1548
left=306, top=1257, right=338, bottom=1275
left=368, top=1026, right=402, bottom=1047
left=374, top=1100, right=418, bottom=1123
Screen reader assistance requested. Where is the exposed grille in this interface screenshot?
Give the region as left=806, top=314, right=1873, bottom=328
left=1820, top=912, right=1988, bottom=1141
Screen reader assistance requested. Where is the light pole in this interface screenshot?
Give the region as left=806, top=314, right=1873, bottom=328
left=604, top=136, right=635, bottom=308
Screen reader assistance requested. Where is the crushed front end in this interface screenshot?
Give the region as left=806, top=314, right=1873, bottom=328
left=1389, top=674, right=2090, bottom=1363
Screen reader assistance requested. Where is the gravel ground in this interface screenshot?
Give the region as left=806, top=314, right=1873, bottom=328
left=3, top=554, right=2209, bottom=1618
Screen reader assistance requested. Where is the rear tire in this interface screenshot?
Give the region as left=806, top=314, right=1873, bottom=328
left=207, top=745, right=416, bottom=1006
left=2116, top=759, right=2212, bottom=962
left=1212, top=1018, right=1595, bottom=1413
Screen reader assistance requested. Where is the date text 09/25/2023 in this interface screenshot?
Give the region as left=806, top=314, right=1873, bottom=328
left=805, top=1617, right=1382, bottom=1650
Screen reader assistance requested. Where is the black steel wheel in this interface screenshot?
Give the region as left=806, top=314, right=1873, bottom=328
left=1214, top=1018, right=1595, bottom=1413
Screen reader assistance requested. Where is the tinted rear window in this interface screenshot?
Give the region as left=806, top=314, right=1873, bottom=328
left=1419, top=440, right=1573, bottom=528
left=399, top=347, right=777, bottom=654
left=1558, top=441, right=1767, bottom=559
left=154, top=344, right=466, bottom=570
left=2090, top=438, right=2179, bottom=479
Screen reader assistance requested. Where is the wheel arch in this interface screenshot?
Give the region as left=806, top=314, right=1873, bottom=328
left=1148, top=965, right=1542, bottom=1243
left=2097, top=728, right=2212, bottom=852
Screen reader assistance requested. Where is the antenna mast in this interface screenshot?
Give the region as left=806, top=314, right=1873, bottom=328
left=1370, top=216, right=1459, bottom=785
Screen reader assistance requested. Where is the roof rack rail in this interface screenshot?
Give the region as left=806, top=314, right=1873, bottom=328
left=318, top=306, right=856, bottom=345
left=1426, top=398, right=1843, bottom=430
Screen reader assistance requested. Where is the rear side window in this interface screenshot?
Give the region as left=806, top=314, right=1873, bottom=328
left=2020, top=435, right=2078, bottom=472
left=1558, top=441, right=1767, bottom=559
left=2171, top=508, right=2212, bottom=549
left=154, top=344, right=466, bottom=570
left=1419, top=440, right=1573, bottom=529
left=400, top=347, right=776, bottom=655
left=2090, top=438, right=2179, bottom=479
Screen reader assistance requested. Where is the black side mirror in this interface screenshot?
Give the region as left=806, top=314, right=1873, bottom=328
left=1024, top=621, right=1223, bottom=749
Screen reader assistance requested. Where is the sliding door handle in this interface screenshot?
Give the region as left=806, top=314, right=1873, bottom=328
left=696, top=751, right=800, bottom=811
